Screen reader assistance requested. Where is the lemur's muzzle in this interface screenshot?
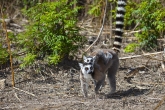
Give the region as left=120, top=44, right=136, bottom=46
left=89, top=71, right=94, bottom=74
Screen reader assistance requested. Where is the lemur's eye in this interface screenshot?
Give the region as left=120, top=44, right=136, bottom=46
left=91, top=59, right=93, bottom=62
left=85, top=67, right=89, bottom=71
left=87, top=60, right=89, bottom=62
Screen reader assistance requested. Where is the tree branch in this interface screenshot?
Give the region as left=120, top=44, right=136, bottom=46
left=85, top=0, right=107, bottom=53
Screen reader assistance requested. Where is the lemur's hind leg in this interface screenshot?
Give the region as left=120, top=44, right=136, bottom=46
left=107, top=61, right=119, bottom=94
left=95, top=75, right=106, bottom=94
left=107, top=73, right=116, bottom=94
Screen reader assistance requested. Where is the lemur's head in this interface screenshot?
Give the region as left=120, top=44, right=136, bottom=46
left=79, top=63, right=94, bottom=78
left=83, top=56, right=96, bottom=65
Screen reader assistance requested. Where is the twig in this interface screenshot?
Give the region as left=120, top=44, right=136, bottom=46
left=85, top=0, right=107, bottom=53
left=154, top=95, right=165, bottom=110
left=13, top=87, right=37, bottom=97
left=14, top=93, right=21, bottom=102
left=132, top=22, right=140, bottom=31
left=0, top=4, right=15, bottom=87
left=125, top=30, right=143, bottom=35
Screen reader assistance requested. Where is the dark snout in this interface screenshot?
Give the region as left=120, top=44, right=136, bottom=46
left=89, top=71, right=93, bottom=74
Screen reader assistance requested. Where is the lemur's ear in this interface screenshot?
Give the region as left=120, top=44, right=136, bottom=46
left=79, top=63, right=83, bottom=70
left=93, top=55, right=98, bottom=62
left=93, top=56, right=96, bottom=60
left=83, top=56, right=87, bottom=61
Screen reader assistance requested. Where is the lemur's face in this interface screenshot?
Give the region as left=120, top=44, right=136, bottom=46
left=83, top=56, right=95, bottom=65
left=79, top=63, right=94, bottom=78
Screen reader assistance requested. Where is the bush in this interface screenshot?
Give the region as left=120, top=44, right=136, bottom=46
left=124, top=43, right=139, bottom=53
left=0, top=43, right=9, bottom=64
left=18, top=0, right=84, bottom=66
left=125, top=0, right=165, bottom=52
left=134, top=0, right=165, bottom=49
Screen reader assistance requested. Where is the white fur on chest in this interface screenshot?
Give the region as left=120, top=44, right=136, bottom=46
left=82, top=69, right=93, bottom=79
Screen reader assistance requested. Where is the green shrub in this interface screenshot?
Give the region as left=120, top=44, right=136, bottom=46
left=0, top=43, right=9, bottom=64
left=20, top=53, right=36, bottom=68
left=125, top=0, right=165, bottom=52
left=88, top=0, right=104, bottom=17
left=18, top=0, right=84, bottom=65
left=133, top=0, right=165, bottom=50
left=124, top=43, right=139, bottom=53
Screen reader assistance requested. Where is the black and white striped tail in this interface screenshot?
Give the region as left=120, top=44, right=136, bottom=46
left=113, top=0, right=126, bottom=52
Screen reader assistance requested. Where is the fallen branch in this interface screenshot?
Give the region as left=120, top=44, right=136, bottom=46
left=119, top=51, right=163, bottom=60
left=124, top=66, right=145, bottom=82
left=126, top=66, right=145, bottom=76
left=13, top=87, right=36, bottom=97
left=154, top=95, right=165, bottom=110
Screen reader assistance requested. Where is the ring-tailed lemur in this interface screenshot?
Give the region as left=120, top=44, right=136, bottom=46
left=79, top=0, right=126, bottom=97
left=79, top=63, right=94, bottom=97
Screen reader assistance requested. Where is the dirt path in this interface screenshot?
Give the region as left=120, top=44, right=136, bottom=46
left=1, top=54, right=165, bottom=110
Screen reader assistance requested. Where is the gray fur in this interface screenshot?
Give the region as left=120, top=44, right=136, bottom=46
left=83, top=49, right=119, bottom=95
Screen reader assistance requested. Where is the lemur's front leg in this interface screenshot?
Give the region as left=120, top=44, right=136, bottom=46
left=94, top=75, right=106, bottom=94
left=80, top=70, right=91, bottom=97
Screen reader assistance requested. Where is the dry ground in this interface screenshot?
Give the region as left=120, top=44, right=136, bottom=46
left=1, top=18, right=165, bottom=110
left=1, top=50, right=165, bottom=110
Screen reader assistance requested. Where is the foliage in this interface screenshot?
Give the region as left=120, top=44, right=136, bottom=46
left=124, top=0, right=136, bottom=27
left=88, top=0, right=104, bottom=17
left=0, top=43, right=9, bottom=64
left=18, top=0, right=84, bottom=66
left=88, top=0, right=116, bottom=18
left=20, top=53, right=36, bottom=68
left=125, top=0, right=165, bottom=52
left=124, top=43, right=139, bottom=53
left=22, top=0, right=38, bottom=8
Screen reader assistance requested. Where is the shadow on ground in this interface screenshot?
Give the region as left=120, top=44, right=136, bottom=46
left=106, top=87, right=149, bottom=99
